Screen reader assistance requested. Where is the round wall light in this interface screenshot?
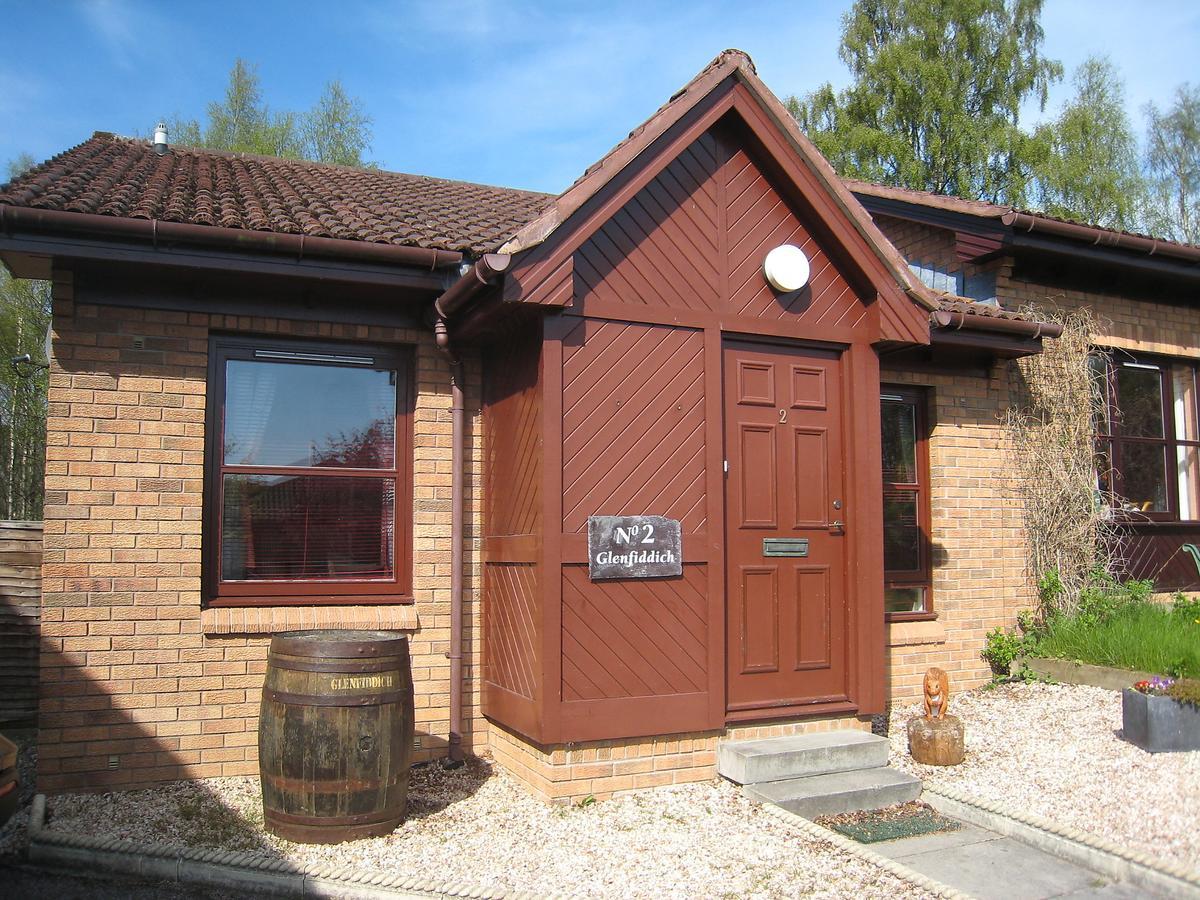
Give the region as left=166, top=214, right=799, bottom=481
left=763, top=244, right=811, bottom=292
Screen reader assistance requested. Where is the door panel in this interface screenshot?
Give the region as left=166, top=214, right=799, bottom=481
left=725, top=340, right=848, bottom=712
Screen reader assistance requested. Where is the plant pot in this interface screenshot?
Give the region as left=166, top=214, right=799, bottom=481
left=1121, top=689, right=1200, bottom=753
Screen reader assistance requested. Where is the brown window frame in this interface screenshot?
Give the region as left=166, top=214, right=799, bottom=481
left=203, top=334, right=415, bottom=608
left=1096, top=351, right=1200, bottom=523
left=881, top=386, right=934, bottom=622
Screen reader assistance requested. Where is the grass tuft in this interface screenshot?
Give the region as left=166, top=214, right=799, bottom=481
left=1035, top=602, right=1200, bottom=678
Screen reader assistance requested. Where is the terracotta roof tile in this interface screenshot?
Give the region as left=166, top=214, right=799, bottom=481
left=932, top=293, right=1032, bottom=322
left=0, top=132, right=554, bottom=256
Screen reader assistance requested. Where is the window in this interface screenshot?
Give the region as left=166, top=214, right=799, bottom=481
left=204, top=336, right=413, bottom=606
left=881, top=387, right=932, bottom=617
left=1096, top=353, right=1200, bottom=520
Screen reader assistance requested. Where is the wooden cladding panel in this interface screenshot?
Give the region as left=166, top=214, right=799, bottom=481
left=1120, top=528, right=1200, bottom=591
left=484, top=563, right=539, bottom=700
left=561, top=318, right=707, bottom=533
left=724, top=143, right=866, bottom=330
left=561, top=564, right=708, bottom=701
left=0, top=521, right=41, bottom=724
left=484, top=326, right=542, bottom=538
left=575, top=134, right=721, bottom=313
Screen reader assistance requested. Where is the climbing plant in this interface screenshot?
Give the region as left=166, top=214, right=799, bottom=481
left=1004, top=307, right=1120, bottom=618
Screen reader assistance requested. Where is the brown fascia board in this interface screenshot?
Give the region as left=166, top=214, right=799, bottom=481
left=501, top=49, right=939, bottom=315
left=1002, top=210, right=1200, bottom=266
left=854, top=189, right=1200, bottom=278
left=0, top=204, right=464, bottom=273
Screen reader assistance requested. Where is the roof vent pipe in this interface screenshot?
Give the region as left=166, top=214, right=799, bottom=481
left=153, top=122, right=169, bottom=156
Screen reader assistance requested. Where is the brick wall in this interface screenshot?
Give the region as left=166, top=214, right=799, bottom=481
left=879, top=364, right=1031, bottom=701
left=38, top=268, right=485, bottom=792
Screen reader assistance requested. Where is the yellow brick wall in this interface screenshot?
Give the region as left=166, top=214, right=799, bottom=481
left=879, top=364, right=1032, bottom=702
left=38, top=268, right=485, bottom=792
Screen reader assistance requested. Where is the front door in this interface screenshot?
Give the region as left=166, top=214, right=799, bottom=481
left=724, top=340, right=848, bottom=716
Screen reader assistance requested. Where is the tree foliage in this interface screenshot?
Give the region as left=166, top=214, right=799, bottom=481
left=170, top=60, right=373, bottom=167
left=1, top=154, right=50, bottom=520
left=1030, top=57, right=1144, bottom=230
left=0, top=267, right=51, bottom=521
left=788, top=0, right=1061, bottom=205
left=1144, top=84, right=1200, bottom=245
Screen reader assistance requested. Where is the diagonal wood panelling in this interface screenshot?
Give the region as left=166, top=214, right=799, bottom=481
left=561, top=318, right=706, bottom=533
left=575, top=133, right=722, bottom=313
left=485, top=563, right=539, bottom=699
left=562, top=563, right=708, bottom=701
left=725, top=144, right=867, bottom=329
left=484, top=327, right=542, bottom=537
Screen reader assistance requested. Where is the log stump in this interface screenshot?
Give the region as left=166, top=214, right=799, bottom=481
left=908, top=714, right=965, bottom=766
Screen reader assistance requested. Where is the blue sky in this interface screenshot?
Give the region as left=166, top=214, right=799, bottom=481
left=2, top=0, right=1198, bottom=193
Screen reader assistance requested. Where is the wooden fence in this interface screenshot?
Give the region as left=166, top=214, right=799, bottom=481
left=0, top=521, right=40, bottom=724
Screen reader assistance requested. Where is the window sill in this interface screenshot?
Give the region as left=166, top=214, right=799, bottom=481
left=886, top=618, right=945, bottom=648
left=201, top=604, right=419, bottom=636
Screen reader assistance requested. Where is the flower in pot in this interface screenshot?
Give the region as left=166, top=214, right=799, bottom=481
left=1122, top=677, right=1200, bottom=753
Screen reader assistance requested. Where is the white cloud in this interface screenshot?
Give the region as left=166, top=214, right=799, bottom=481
left=76, top=0, right=178, bottom=73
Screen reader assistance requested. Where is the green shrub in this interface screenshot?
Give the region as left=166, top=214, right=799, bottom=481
left=1165, top=678, right=1200, bottom=708
left=982, top=626, right=1026, bottom=676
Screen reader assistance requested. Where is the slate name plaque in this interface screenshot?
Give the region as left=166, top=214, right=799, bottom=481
left=587, top=515, right=683, bottom=580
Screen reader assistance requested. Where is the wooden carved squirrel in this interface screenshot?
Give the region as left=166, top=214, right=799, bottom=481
left=923, top=666, right=950, bottom=720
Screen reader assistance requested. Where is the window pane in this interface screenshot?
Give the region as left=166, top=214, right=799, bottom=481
left=1095, top=440, right=1113, bottom=495
left=1178, top=445, right=1200, bottom=520
left=1117, top=443, right=1169, bottom=513
left=1116, top=365, right=1164, bottom=438
left=224, top=360, right=396, bottom=468
left=881, top=401, right=917, bottom=483
left=883, top=490, right=921, bottom=571
left=1172, top=365, right=1198, bottom=442
left=885, top=587, right=926, bottom=614
left=221, top=474, right=395, bottom=581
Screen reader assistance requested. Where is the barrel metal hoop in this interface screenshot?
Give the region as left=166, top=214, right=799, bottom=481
left=262, top=773, right=404, bottom=794
left=262, top=688, right=409, bottom=707
left=265, top=654, right=407, bottom=675
left=264, top=808, right=403, bottom=828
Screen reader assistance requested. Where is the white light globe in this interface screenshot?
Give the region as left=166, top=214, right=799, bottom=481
left=763, top=244, right=811, bottom=292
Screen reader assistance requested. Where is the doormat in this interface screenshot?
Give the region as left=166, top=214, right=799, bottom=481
left=815, top=801, right=961, bottom=844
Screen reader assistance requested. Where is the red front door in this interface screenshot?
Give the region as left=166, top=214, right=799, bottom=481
left=724, top=339, right=849, bottom=716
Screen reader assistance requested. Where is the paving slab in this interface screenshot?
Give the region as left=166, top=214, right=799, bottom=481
left=871, top=828, right=1137, bottom=900
left=1058, top=881, right=1164, bottom=899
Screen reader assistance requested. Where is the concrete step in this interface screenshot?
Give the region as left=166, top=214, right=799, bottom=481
left=717, top=730, right=889, bottom=785
left=744, top=766, right=923, bottom=819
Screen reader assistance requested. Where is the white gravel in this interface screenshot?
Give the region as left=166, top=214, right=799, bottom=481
left=43, top=759, right=931, bottom=899
left=888, top=682, right=1200, bottom=873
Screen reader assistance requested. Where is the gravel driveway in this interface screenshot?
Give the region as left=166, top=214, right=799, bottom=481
left=40, top=759, right=931, bottom=899
left=887, top=682, right=1200, bottom=873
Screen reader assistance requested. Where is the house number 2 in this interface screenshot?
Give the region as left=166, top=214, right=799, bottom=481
left=779, top=409, right=788, bottom=423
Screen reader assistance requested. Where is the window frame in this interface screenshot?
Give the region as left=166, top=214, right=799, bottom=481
left=1096, top=351, right=1200, bottom=524
left=202, top=334, right=415, bottom=608
left=881, top=385, right=935, bottom=622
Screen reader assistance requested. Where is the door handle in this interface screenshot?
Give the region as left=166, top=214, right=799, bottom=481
left=829, top=520, right=845, bottom=532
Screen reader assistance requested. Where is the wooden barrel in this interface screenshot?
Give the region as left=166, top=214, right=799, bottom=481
left=259, top=630, right=414, bottom=844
